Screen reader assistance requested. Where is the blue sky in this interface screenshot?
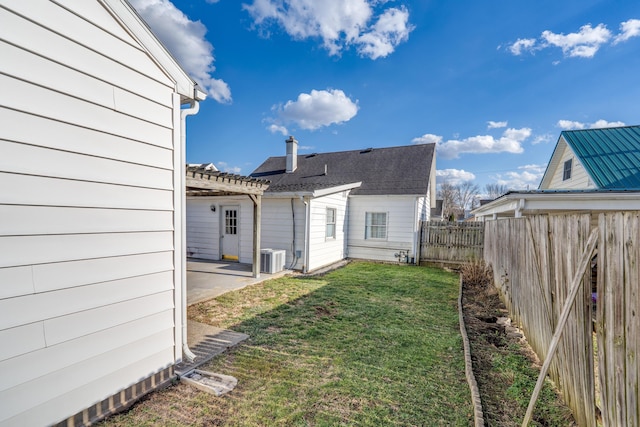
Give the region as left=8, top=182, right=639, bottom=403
left=131, top=0, right=640, bottom=193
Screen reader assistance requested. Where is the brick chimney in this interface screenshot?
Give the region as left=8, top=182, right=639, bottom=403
left=286, top=135, right=298, bottom=173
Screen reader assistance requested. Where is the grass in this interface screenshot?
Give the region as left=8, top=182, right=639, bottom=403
left=100, top=261, right=473, bottom=426
left=461, top=271, right=576, bottom=426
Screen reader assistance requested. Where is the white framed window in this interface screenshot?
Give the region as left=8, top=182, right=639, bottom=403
left=365, top=212, right=387, bottom=239
left=326, top=208, right=336, bottom=239
left=563, top=158, right=572, bottom=181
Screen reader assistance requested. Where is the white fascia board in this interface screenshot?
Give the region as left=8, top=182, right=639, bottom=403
left=524, top=192, right=640, bottom=210
left=312, top=182, right=362, bottom=198
left=474, top=191, right=640, bottom=217
left=262, top=182, right=362, bottom=199
left=101, top=0, right=198, bottom=101
left=538, top=136, right=565, bottom=189
left=472, top=198, right=520, bottom=217
left=261, top=191, right=313, bottom=199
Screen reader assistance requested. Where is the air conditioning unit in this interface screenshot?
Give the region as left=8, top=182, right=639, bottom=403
left=260, top=249, right=286, bottom=274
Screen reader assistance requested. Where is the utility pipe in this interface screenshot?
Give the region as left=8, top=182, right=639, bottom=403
left=180, top=99, right=200, bottom=363
left=301, top=196, right=310, bottom=273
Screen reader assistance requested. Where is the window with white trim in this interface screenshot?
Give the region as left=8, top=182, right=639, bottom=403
left=326, top=208, right=336, bottom=239
left=365, top=212, right=387, bottom=239
left=563, top=158, right=572, bottom=181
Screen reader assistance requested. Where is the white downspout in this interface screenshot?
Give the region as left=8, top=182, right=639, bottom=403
left=300, top=196, right=310, bottom=273
left=180, top=100, right=199, bottom=362
left=413, top=196, right=420, bottom=264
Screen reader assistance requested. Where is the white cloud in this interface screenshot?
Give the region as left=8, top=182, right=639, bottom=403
left=412, top=133, right=443, bottom=145
left=274, top=89, right=359, bottom=130
left=356, top=6, right=413, bottom=59
left=436, top=169, right=476, bottom=186
left=493, top=164, right=546, bottom=190
left=541, top=24, right=611, bottom=58
left=216, top=162, right=243, bottom=174
left=242, top=0, right=413, bottom=59
left=509, top=38, right=537, bottom=55
left=557, top=119, right=626, bottom=130
left=487, top=121, right=507, bottom=129
left=532, top=134, right=553, bottom=145
left=268, top=124, right=289, bottom=135
left=507, top=19, right=640, bottom=60
left=429, top=128, right=531, bottom=159
left=130, top=0, right=231, bottom=103
left=557, top=119, right=586, bottom=130
left=614, top=19, right=640, bottom=44
left=590, top=119, right=626, bottom=129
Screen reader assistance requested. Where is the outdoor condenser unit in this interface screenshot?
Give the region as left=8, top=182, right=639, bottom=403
left=260, top=249, right=286, bottom=274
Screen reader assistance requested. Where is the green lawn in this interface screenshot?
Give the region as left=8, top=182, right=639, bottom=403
left=102, top=262, right=473, bottom=426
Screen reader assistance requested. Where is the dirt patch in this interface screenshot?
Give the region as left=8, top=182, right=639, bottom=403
left=461, top=278, right=576, bottom=426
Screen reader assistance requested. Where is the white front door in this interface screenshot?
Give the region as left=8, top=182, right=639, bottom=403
left=221, top=206, right=240, bottom=261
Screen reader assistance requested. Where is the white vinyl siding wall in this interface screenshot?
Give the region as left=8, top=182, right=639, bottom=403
left=307, top=192, right=349, bottom=272
left=186, top=196, right=255, bottom=264
left=545, top=141, right=596, bottom=190
left=260, top=198, right=307, bottom=270
left=0, top=2, right=183, bottom=426
left=347, top=195, right=420, bottom=262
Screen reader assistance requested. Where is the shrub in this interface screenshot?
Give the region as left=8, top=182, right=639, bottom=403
left=460, top=259, right=493, bottom=287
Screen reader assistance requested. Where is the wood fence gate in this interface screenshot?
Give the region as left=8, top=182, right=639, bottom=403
left=419, top=221, right=484, bottom=264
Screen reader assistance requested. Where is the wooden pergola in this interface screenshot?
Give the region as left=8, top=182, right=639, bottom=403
left=185, top=165, right=270, bottom=278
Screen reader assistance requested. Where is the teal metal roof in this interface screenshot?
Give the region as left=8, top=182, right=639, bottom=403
left=561, top=125, right=640, bottom=190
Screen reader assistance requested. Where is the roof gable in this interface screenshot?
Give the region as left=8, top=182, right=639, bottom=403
left=101, top=0, right=202, bottom=102
left=541, top=125, right=640, bottom=190
left=251, top=144, right=436, bottom=196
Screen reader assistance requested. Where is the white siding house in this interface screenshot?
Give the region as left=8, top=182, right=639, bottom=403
left=473, top=126, right=640, bottom=221
left=187, top=196, right=255, bottom=264
left=540, top=136, right=595, bottom=189
left=307, top=191, right=350, bottom=271
left=255, top=189, right=353, bottom=272
left=347, top=194, right=428, bottom=263
left=247, top=138, right=436, bottom=271
left=0, top=1, right=203, bottom=425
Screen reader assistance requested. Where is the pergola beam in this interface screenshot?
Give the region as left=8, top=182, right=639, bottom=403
left=186, top=166, right=269, bottom=278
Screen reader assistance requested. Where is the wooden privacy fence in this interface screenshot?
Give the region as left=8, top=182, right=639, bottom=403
left=419, top=221, right=484, bottom=264
left=483, top=212, right=640, bottom=427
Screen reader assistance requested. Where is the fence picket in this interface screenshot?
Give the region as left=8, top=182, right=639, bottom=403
left=419, top=221, right=484, bottom=263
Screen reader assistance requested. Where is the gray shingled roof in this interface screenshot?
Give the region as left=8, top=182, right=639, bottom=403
left=251, top=144, right=435, bottom=196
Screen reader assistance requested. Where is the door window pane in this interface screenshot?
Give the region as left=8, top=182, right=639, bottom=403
left=225, top=209, right=237, bottom=235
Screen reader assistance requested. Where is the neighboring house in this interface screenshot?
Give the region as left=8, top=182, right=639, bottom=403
left=190, top=137, right=436, bottom=272
left=254, top=138, right=437, bottom=271
left=430, top=199, right=446, bottom=221
left=186, top=166, right=269, bottom=273
left=473, top=126, right=640, bottom=220
left=0, top=2, right=204, bottom=426
left=539, top=125, right=640, bottom=190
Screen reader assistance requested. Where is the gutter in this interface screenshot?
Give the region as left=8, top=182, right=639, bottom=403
left=180, top=98, right=201, bottom=363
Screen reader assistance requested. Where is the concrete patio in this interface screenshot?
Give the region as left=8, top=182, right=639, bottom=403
left=186, top=258, right=290, bottom=305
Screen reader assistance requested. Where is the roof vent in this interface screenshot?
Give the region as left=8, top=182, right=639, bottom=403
left=361, top=148, right=373, bottom=153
